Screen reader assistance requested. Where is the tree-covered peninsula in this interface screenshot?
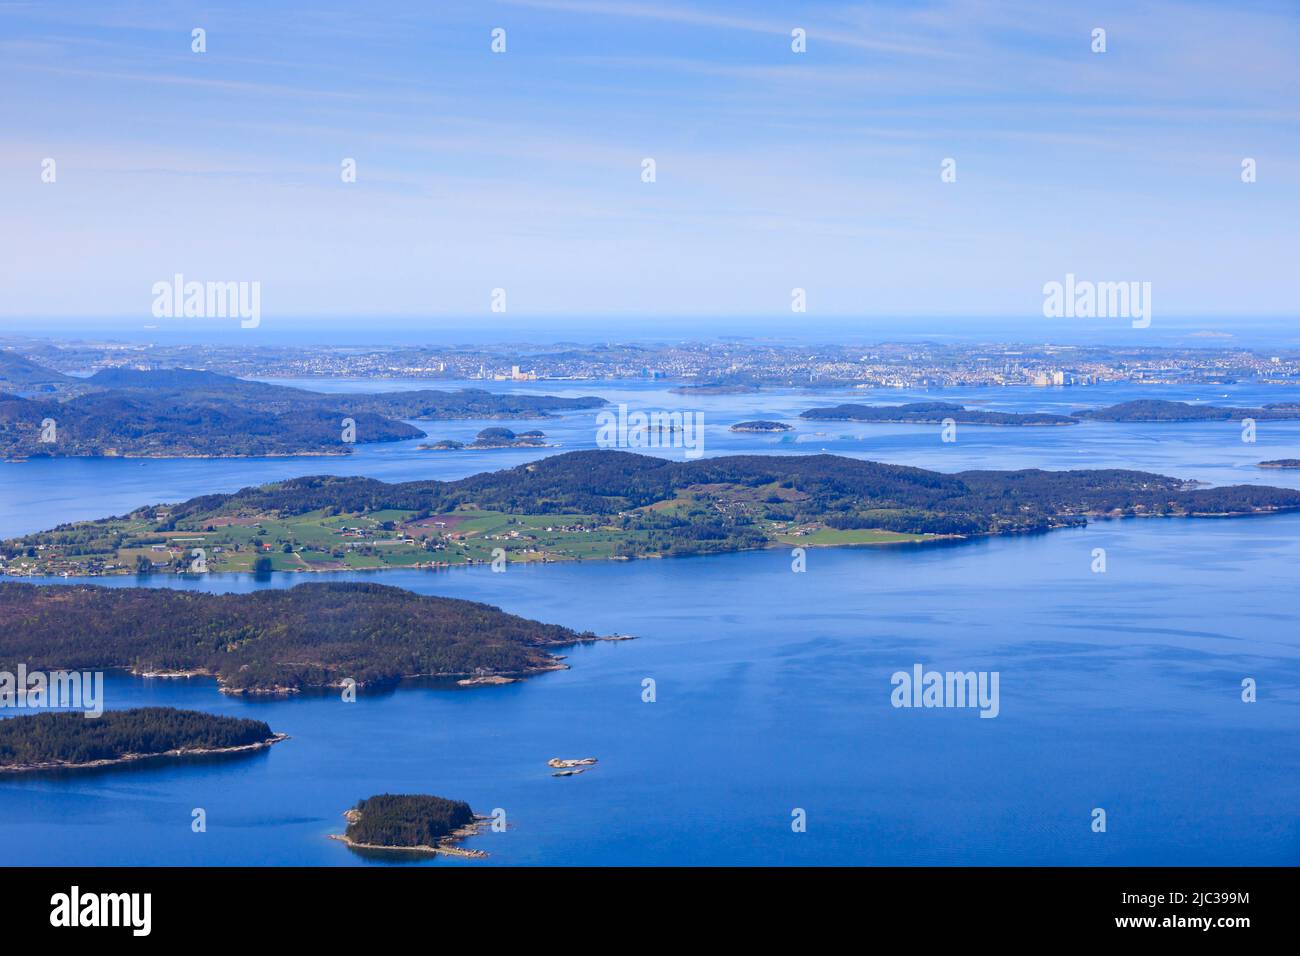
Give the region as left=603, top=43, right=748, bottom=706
left=0, top=707, right=283, bottom=773
left=0, top=582, right=600, bottom=694
left=6, top=451, right=1300, bottom=578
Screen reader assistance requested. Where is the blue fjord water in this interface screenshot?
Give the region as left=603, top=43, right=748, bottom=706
left=1, top=382, right=1298, bottom=865
left=5, top=378, right=1300, bottom=541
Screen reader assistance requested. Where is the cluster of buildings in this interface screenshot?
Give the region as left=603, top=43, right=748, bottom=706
left=487, top=364, right=538, bottom=381
left=10, top=338, right=1300, bottom=390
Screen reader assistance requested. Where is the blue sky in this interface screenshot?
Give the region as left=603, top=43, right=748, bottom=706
left=1, top=0, right=1297, bottom=331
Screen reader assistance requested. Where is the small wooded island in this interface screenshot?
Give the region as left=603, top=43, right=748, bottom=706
left=420, top=427, right=553, bottom=451
left=0, top=707, right=284, bottom=773
left=1259, top=459, right=1300, bottom=468
left=729, top=421, right=793, bottom=433
left=332, top=794, right=487, bottom=858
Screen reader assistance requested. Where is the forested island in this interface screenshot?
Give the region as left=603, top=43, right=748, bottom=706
left=730, top=421, right=793, bottom=433
left=1074, top=400, right=1300, bottom=422
left=333, top=794, right=485, bottom=857
left=1259, top=459, right=1300, bottom=468
left=0, top=582, right=602, bottom=695
left=420, top=427, right=553, bottom=451
left=799, top=399, right=1300, bottom=427
left=800, top=402, right=1077, bottom=426
left=6, top=450, right=1300, bottom=579
left=0, top=364, right=604, bottom=458
left=0, top=707, right=284, bottom=773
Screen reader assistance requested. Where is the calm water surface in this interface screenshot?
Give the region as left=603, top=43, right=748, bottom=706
left=1, top=382, right=1297, bottom=865
left=5, top=380, right=1300, bottom=540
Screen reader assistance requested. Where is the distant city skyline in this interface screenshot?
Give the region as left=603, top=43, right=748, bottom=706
left=2, top=0, right=1297, bottom=323
left=8, top=313, right=1300, bottom=352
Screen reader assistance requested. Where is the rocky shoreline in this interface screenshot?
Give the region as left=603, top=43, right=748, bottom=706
left=330, top=809, right=491, bottom=859
left=71, top=636, right=634, bottom=701
left=0, top=732, right=289, bottom=774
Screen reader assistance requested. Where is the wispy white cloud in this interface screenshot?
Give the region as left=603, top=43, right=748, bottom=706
left=498, top=0, right=955, bottom=57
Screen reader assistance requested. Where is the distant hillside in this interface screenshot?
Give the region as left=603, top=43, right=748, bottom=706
left=88, top=367, right=255, bottom=390
left=88, top=368, right=604, bottom=418
left=0, top=351, right=73, bottom=391
left=0, top=367, right=605, bottom=458
left=342, top=388, right=604, bottom=420
left=0, top=390, right=420, bottom=457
